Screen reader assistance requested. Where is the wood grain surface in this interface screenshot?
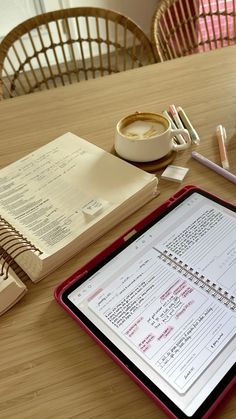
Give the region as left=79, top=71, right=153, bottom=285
left=0, top=45, right=235, bottom=419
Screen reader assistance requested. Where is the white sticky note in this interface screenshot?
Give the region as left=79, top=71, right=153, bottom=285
left=161, top=165, right=189, bottom=183
left=82, top=199, right=103, bottom=216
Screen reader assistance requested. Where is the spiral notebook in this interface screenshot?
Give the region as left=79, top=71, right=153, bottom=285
left=55, top=186, right=235, bottom=419
left=0, top=132, right=158, bottom=315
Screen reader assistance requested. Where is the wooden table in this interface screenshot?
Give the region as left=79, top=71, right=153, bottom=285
left=0, top=46, right=235, bottom=419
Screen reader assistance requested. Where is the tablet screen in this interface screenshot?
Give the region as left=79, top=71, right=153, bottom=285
left=61, top=189, right=236, bottom=418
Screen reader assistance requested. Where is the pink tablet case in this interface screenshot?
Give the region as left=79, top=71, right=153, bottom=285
left=54, top=185, right=235, bottom=418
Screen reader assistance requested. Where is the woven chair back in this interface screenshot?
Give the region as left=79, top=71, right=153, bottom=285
left=0, top=7, right=156, bottom=99
left=152, top=0, right=236, bottom=61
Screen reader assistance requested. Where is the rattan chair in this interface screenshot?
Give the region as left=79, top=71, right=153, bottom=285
left=0, top=7, right=156, bottom=99
left=151, top=0, right=236, bottom=61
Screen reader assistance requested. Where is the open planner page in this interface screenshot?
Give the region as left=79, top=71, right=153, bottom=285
left=0, top=132, right=158, bottom=282
left=67, top=192, right=235, bottom=416
left=0, top=132, right=156, bottom=255
left=156, top=193, right=236, bottom=297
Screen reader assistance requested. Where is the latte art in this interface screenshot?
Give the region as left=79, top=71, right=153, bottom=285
left=115, top=111, right=191, bottom=162
left=121, top=120, right=166, bottom=140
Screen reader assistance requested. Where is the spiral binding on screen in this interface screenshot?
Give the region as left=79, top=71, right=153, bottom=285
left=0, top=216, right=43, bottom=280
left=160, top=250, right=235, bottom=310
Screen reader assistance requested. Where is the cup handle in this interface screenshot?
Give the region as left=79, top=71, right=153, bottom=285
left=171, top=128, right=191, bottom=151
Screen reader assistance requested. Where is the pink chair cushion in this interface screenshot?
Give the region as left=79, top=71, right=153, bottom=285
left=198, top=0, right=235, bottom=51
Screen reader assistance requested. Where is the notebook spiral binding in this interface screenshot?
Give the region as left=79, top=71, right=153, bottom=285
left=0, top=216, right=43, bottom=280
left=161, top=250, right=235, bottom=311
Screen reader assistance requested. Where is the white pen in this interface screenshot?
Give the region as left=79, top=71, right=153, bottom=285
left=162, top=110, right=185, bottom=145
left=169, top=104, right=185, bottom=129
left=177, top=106, right=200, bottom=144
left=216, top=124, right=229, bottom=170
left=168, top=104, right=189, bottom=143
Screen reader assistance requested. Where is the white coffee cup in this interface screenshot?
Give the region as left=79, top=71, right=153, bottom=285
left=115, top=112, right=191, bottom=162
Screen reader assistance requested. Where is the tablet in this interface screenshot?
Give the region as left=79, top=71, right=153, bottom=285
left=55, top=185, right=236, bottom=418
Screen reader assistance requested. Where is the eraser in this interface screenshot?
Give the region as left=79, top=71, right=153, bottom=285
left=161, top=165, right=189, bottom=183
